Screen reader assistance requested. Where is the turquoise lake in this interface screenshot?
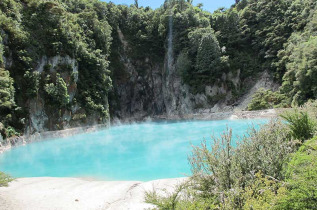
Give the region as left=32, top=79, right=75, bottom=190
left=0, top=119, right=268, bottom=181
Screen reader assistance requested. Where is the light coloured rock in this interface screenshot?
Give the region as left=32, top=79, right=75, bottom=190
left=235, top=71, right=280, bottom=111
left=0, top=177, right=187, bottom=210
left=36, top=55, right=78, bottom=76
left=28, top=97, right=48, bottom=133
left=228, top=69, right=240, bottom=87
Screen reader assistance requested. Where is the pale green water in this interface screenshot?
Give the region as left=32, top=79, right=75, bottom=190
left=0, top=119, right=268, bottom=181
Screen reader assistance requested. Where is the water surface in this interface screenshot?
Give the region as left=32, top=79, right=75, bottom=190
left=0, top=119, right=268, bottom=181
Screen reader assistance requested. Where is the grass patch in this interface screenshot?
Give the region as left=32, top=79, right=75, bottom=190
left=281, top=110, right=316, bottom=142
left=0, top=172, right=14, bottom=187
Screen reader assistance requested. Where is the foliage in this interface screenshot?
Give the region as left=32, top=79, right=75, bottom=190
left=235, top=120, right=295, bottom=183
left=0, top=0, right=114, bottom=130
left=247, top=88, right=290, bottom=111
left=0, top=68, right=15, bottom=111
left=147, top=119, right=298, bottom=209
left=146, top=100, right=317, bottom=209
left=279, top=3, right=317, bottom=105
left=23, top=71, right=40, bottom=98
left=281, top=35, right=317, bottom=106
left=0, top=37, right=3, bottom=66
left=145, top=181, right=190, bottom=210
left=189, top=128, right=235, bottom=197
left=196, top=33, right=222, bottom=80
left=44, top=73, right=70, bottom=108
left=1, top=0, right=317, bottom=130
left=5, top=125, right=19, bottom=138
left=302, top=99, right=317, bottom=122
left=0, top=68, right=16, bottom=130
left=188, top=27, right=214, bottom=57
left=276, top=136, right=317, bottom=209
left=145, top=180, right=217, bottom=210
left=0, top=172, right=14, bottom=187
left=242, top=172, right=287, bottom=210
left=281, top=109, right=316, bottom=142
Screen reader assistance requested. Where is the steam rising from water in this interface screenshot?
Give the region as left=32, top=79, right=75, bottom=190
left=0, top=119, right=268, bottom=181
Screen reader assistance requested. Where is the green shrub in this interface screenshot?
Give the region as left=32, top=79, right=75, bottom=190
left=145, top=182, right=189, bottom=210
left=145, top=180, right=218, bottom=210
left=44, top=73, right=70, bottom=108
left=146, top=120, right=296, bottom=209
left=5, top=126, right=19, bottom=138
left=302, top=100, right=317, bottom=123
left=281, top=110, right=316, bottom=142
left=0, top=68, right=15, bottom=111
left=189, top=128, right=235, bottom=196
left=0, top=172, right=14, bottom=187
left=242, top=172, right=287, bottom=210
left=233, top=120, right=295, bottom=183
left=276, top=137, right=317, bottom=209
left=247, top=88, right=290, bottom=111
left=23, top=71, right=40, bottom=98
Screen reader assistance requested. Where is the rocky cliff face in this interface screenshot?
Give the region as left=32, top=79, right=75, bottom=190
left=2, top=51, right=108, bottom=135
left=25, top=55, right=78, bottom=134
left=1, top=27, right=274, bottom=136
left=109, top=28, right=242, bottom=121
left=24, top=55, right=109, bottom=134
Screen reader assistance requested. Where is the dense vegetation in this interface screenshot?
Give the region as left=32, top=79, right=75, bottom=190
left=0, top=0, right=317, bottom=136
left=0, top=0, right=114, bottom=137
left=145, top=100, right=317, bottom=209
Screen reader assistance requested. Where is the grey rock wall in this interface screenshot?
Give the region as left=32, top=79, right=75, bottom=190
left=110, top=28, right=242, bottom=121
left=25, top=55, right=108, bottom=134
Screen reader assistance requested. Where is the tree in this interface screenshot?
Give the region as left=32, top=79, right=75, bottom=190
left=0, top=68, right=15, bottom=111
left=187, top=0, right=193, bottom=4
left=44, top=74, right=70, bottom=108
left=24, top=71, right=40, bottom=98
left=196, top=3, right=203, bottom=9
left=0, top=68, right=16, bottom=128
left=0, top=38, right=3, bottom=67
left=281, top=9, right=317, bottom=105
left=188, top=27, right=214, bottom=56
left=176, top=51, right=192, bottom=82
left=196, top=33, right=222, bottom=78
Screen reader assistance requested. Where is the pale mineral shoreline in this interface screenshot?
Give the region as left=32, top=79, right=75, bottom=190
left=0, top=177, right=187, bottom=210
left=153, top=108, right=278, bottom=121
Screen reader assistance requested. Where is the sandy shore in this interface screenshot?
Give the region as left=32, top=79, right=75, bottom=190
left=0, top=177, right=187, bottom=210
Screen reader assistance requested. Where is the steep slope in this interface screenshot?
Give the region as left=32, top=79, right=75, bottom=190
left=0, top=0, right=113, bottom=137
left=0, top=0, right=316, bottom=139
